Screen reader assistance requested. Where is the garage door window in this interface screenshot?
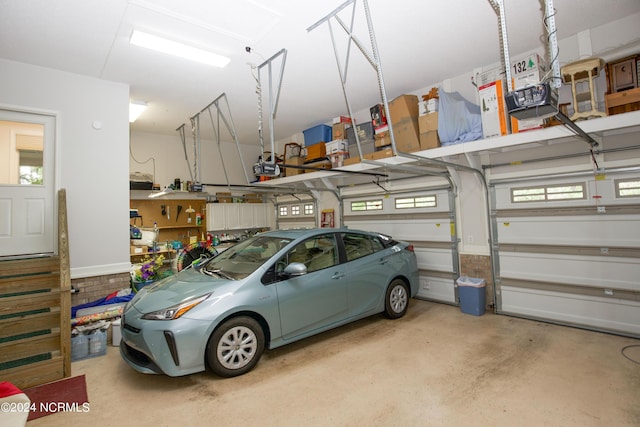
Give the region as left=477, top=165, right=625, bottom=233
left=511, top=183, right=586, bottom=203
left=615, top=179, right=640, bottom=197
left=351, top=200, right=382, bottom=211
left=395, top=195, right=436, bottom=209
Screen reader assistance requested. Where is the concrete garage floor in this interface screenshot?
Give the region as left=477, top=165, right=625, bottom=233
left=33, top=300, right=640, bottom=426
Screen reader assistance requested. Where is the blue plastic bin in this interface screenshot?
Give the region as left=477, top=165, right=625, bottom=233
left=456, top=276, right=486, bottom=316
left=303, top=124, right=332, bottom=146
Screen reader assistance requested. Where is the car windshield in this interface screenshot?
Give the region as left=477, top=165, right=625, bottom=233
left=202, top=235, right=292, bottom=280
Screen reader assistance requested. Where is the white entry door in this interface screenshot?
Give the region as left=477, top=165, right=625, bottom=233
left=0, top=109, right=56, bottom=257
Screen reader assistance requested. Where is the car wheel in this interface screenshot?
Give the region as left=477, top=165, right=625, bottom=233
left=207, top=316, right=265, bottom=377
left=383, top=279, right=409, bottom=319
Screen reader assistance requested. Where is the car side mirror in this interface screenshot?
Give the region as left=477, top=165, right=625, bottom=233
left=281, top=262, right=307, bottom=277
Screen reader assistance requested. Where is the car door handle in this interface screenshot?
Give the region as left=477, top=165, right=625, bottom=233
left=331, top=272, right=345, bottom=280
left=380, top=257, right=389, bottom=265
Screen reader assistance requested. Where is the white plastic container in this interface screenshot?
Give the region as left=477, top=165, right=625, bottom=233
left=112, top=318, right=122, bottom=346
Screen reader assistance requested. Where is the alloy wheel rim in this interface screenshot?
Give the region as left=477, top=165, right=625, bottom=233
left=217, top=326, right=257, bottom=370
left=390, top=285, right=407, bottom=313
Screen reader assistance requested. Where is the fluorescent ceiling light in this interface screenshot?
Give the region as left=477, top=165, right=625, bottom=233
left=129, top=100, right=147, bottom=123
left=130, top=30, right=231, bottom=68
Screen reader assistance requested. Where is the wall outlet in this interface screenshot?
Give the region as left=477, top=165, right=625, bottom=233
left=604, top=289, right=614, bottom=296
left=420, top=278, right=430, bottom=290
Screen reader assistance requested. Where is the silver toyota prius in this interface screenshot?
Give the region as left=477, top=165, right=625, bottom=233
left=120, top=228, right=419, bottom=378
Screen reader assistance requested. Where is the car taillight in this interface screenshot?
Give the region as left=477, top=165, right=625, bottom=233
left=406, top=244, right=414, bottom=252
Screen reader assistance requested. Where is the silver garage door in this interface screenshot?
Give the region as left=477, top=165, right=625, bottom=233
left=342, top=184, right=459, bottom=303
left=491, top=170, right=640, bottom=337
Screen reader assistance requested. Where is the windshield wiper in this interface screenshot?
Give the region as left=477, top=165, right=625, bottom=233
left=203, top=268, right=234, bottom=280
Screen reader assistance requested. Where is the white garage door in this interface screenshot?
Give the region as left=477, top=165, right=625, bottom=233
left=491, top=170, right=640, bottom=337
left=276, top=197, right=317, bottom=230
left=342, top=185, right=459, bottom=303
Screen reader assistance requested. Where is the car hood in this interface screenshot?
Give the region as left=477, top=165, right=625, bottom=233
left=129, top=269, right=235, bottom=314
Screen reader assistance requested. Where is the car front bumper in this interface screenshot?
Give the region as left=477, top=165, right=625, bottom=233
left=119, top=308, right=214, bottom=377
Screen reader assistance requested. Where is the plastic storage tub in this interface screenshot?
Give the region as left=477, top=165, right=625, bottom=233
left=456, top=276, right=486, bottom=316
left=303, top=124, right=332, bottom=146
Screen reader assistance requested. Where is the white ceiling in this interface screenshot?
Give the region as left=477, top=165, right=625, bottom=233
left=1, top=0, right=639, bottom=145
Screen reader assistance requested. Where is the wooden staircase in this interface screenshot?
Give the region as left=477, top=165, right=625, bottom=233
left=0, top=190, right=71, bottom=389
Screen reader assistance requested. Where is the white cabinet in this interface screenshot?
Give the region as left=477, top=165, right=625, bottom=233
left=206, top=203, right=226, bottom=231
left=206, top=203, right=272, bottom=231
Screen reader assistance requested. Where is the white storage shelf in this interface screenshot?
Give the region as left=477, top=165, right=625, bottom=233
left=261, top=111, right=640, bottom=185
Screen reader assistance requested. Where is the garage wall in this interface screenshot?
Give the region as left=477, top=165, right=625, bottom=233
left=0, top=58, right=130, bottom=279
left=130, top=131, right=261, bottom=190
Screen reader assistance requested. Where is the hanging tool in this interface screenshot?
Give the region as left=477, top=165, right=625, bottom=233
left=186, top=205, right=195, bottom=224
left=176, top=205, right=183, bottom=223
left=167, top=205, right=171, bottom=221
left=161, top=204, right=166, bottom=217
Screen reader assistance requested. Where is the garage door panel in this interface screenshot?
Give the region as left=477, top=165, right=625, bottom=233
left=501, top=286, right=640, bottom=336
left=417, top=275, right=455, bottom=303
left=343, top=218, right=452, bottom=242
left=492, top=171, right=640, bottom=337
left=415, top=247, right=453, bottom=273
left=496, top=215, right=639, bottom=247
left=500, top=252, right=639, bottom=291
left=343, top=186, right=458, bottom=307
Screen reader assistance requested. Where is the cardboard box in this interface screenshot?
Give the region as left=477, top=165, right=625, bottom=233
left=418, top=112, right=438, bottom=133
left=375, top=134, right=391, bottom=148
left=390, top=118, right=421, bottom=153
left=364, top=147, right=394, bottom=160
left=130, top=245, right=147, bottom=255
left=477, top=68, right=509, bottom=138
left=332, top=122, right=351, bottom=140
left=389, top=94, right=419, bottom=123
left=305, top=142, right=326, bottom=161
left=333, top=115, right=352, bottom=124
left=343, top=156, right=361, bottom=166
left=216, top=192, right=233, bottom=203
left=283, top=156, right=305, bottom=176
left=420, top=130, right=441, bottom=150
left=243, top=193, right=263, bottom=203
left=510, top=53, right=548, bottom=132
left=303, top=159, right=332, bottom=173
left=325, top=139, right=348, bottom=154
left=511, top=52, right=547, bottom=87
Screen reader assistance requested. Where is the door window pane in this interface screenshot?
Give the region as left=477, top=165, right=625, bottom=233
left=0, top=120, right=45, bottom=185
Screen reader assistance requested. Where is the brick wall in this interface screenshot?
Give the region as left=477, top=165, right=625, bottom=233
left=459, top=254, right=493, bottom=309
left=71, top=272, right=130, bottom=307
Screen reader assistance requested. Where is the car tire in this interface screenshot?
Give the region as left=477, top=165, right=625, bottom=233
left=383, top=279, right=410, bottom=319
left=207, top=316, right=265, bottom=377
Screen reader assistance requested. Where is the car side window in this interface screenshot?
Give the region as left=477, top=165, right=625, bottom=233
left=288, top=234, right=338, bottom=273
left=342, top=233, right=374, bottom=262
left=260, top=234, right=338, bottom=284
left=371, top=236, right=384, bottom=253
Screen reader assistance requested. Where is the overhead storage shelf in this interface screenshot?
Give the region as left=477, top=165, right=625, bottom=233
left=261, top=110, right=640, bottom=185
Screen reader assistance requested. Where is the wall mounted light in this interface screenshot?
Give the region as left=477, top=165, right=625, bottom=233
left=129, top=100, right=147, bottom=123
left=129, top=30, right=231, bottom=68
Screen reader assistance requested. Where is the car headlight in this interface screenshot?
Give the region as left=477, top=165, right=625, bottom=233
left=141, top=293, right=211, bottom=320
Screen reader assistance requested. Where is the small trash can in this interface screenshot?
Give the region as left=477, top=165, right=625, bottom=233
left=456, top=276, right=486, bottom=316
